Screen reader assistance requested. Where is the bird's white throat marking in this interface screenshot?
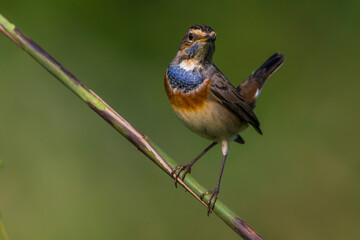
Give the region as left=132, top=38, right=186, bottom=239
left=179, top=61, right=196, bottom=71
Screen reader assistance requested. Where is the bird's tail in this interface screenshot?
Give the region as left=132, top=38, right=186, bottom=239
left=237, top=52, right=285, bottom=109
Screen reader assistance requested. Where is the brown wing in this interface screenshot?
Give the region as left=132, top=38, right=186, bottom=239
left=210, top=71, right=262, bottom=135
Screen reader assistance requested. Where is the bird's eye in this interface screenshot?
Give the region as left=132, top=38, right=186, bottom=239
left=188, top=33, right=194, bottom=41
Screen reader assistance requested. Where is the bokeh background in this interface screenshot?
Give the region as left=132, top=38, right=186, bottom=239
left=1, top=1, right=359, bottom=239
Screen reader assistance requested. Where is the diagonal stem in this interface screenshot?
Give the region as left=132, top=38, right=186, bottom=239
left=172, top=142, right=217, bottom=187
left=0, top=14, right=265, bottom=240
left=0, top=214, right=10, bottom=240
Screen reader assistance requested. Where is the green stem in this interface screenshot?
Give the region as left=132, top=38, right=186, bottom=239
left=0, top=14, right=265, bottom=240
left=0, top=214, right=10, bottom=240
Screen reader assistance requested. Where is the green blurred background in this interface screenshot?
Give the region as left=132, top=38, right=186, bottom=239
left=1, top=1, right=359, bottom=239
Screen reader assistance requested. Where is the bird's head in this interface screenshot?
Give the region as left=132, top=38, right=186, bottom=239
left=177, top=25, right=216, bottom=63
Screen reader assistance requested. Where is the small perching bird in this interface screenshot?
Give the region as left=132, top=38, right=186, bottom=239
left=164, top=25, right=284, bottom=214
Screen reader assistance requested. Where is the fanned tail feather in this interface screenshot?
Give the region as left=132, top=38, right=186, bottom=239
left=237, top=53, right=285, bottom=109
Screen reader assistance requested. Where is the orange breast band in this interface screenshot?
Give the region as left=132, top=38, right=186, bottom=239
left=164, top=73, right=210, bottom=111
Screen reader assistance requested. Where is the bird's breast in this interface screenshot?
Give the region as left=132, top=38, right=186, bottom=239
left=165, top=71, right=247, bottom=141
left=164, top=71, right=210, bottom=111
left=166, top=64, right=204, bottom=92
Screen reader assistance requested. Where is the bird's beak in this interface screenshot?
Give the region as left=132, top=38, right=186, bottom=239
left=196, top=35, right=216, bottom=42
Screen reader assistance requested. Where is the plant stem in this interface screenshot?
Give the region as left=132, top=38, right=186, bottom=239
left=0, top=214, right=10, bottom=240
left=0, top=14, right=265, bottom=240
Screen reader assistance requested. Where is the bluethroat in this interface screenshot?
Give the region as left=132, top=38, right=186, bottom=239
left=164, top=25, right=284, bottom=214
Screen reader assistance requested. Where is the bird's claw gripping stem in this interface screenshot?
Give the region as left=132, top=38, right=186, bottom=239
left=200, top=187, right=220, bottom=215
left=171, top=164, right=192, bottom=187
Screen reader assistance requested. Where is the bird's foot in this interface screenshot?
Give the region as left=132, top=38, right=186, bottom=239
left=200, top=186, right=219, bottom=216
left=171, top=164, right=192, bottom=188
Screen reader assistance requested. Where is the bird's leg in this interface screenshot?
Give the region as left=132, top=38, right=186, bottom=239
left=201, top=140, right=229, bottom=215
left=172, top=142, right=217, bottom=187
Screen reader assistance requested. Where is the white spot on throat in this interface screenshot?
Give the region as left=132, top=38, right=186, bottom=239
left=179, top=61, right=196, bottom=71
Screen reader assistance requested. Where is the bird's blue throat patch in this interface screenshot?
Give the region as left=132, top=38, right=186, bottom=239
left=167, top=65, right=203, bottom=92
left=185, top=42, right=200, bottom=54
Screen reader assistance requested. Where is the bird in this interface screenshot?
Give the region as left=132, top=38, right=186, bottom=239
left=164, top=24, right=284, bottom=215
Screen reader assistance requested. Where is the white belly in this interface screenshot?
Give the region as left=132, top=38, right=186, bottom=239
left=173, top=100, right=248, bottom=142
